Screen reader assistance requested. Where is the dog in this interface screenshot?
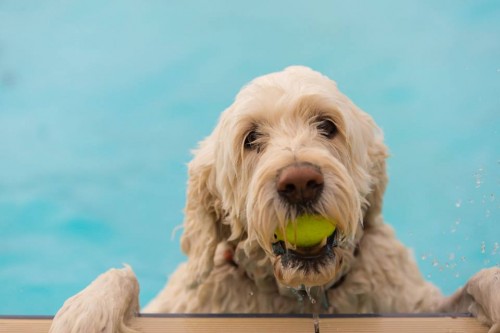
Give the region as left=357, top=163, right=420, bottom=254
left=49, top=66, right=499, bottom=332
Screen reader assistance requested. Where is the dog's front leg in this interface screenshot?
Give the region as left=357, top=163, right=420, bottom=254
left=439, top=267, right=500, bottom=333
left=49, top=265, right=140, bottom=333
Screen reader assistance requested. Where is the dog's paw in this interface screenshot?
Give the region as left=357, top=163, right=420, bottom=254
left=466, top=267, right=500, bottom=332
left=49, top=265, right=140, bottom=333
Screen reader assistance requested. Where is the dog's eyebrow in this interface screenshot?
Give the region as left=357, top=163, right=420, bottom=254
left=308, top=110, right=344, bottom=129
left=294, top=101, right=340, bottom=125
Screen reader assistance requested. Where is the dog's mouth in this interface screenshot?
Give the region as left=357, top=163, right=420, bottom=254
left=271, top=229, right=339, bottom=272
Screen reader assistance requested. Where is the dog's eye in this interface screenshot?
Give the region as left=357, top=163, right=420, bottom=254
left=244, top=130, right=261, bottom=151
left=317, top=118, right=338, bottom=139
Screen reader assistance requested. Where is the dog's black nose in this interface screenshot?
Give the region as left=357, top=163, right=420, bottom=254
left=277, top=163, right=324, bottom=205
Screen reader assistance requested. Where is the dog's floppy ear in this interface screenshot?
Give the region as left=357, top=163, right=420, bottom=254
left=365, top=137, right=388, bottom=227
left=180, top=136, right=223, bottom=286
left=359, top=113, right=389, bottom=227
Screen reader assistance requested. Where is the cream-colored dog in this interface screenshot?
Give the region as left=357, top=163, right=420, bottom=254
left=49, top=66, right=500, bottom=333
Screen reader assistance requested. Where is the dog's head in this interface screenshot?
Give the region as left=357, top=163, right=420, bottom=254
left=181, top=66, right=388, bottom=289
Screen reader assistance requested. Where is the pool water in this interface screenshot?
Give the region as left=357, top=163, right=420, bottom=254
left=0, top=1, right=498, bottom=315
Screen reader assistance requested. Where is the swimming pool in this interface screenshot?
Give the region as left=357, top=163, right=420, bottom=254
left=0, top=1, right=498, bottom=315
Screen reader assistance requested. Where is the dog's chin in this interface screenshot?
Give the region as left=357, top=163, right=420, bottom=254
left=271, top=232, right=342, bottom=288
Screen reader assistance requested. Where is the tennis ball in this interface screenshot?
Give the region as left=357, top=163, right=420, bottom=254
left=274, top=215, right=336, bottom=247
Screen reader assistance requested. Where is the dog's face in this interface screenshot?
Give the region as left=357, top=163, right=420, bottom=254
left=181, top=66, right=388, bottom=289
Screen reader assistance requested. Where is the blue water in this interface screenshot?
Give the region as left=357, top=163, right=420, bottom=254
left=0, top=1, right=498, bottom=315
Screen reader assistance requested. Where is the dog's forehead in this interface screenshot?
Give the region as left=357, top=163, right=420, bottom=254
left=226, top=67, right=346, bottom=122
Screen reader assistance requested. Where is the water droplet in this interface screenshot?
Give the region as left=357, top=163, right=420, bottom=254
left=248, top=291, right=254, bottom=296
left=427, top=274, right=432, bottom=278
left=490, top=194, right=495, bottom=202
left=460, top=256, right=467, bottom=262
left=313, top=313, right=320, bottom=333
left=305, top=286, right=316, bottom=304
left=455, top=199, right=462, bottom=208
left=432, top=258, right=439, bottom=267
left=455, top=273, right=460, bottom=278
left=485, top=209, right=491, bottom=218
left=492, top=242, right=499, bottom=255
left=455, top=219, right=461, bottom=225
left=481, top=241, right=486, bottom=254
left=290, top=288, right=304, bottom=303
left=421, top=255, right=427, bottom=261
left=474, top=168, right=484, bottom=188
left=448, top=253, right=455, bottom=261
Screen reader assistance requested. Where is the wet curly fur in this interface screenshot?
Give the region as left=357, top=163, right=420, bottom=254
left=143, top=66, right=441, bottom=313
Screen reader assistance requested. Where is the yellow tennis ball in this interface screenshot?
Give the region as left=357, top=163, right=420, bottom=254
left=274, top=215, right=337, bottom=247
